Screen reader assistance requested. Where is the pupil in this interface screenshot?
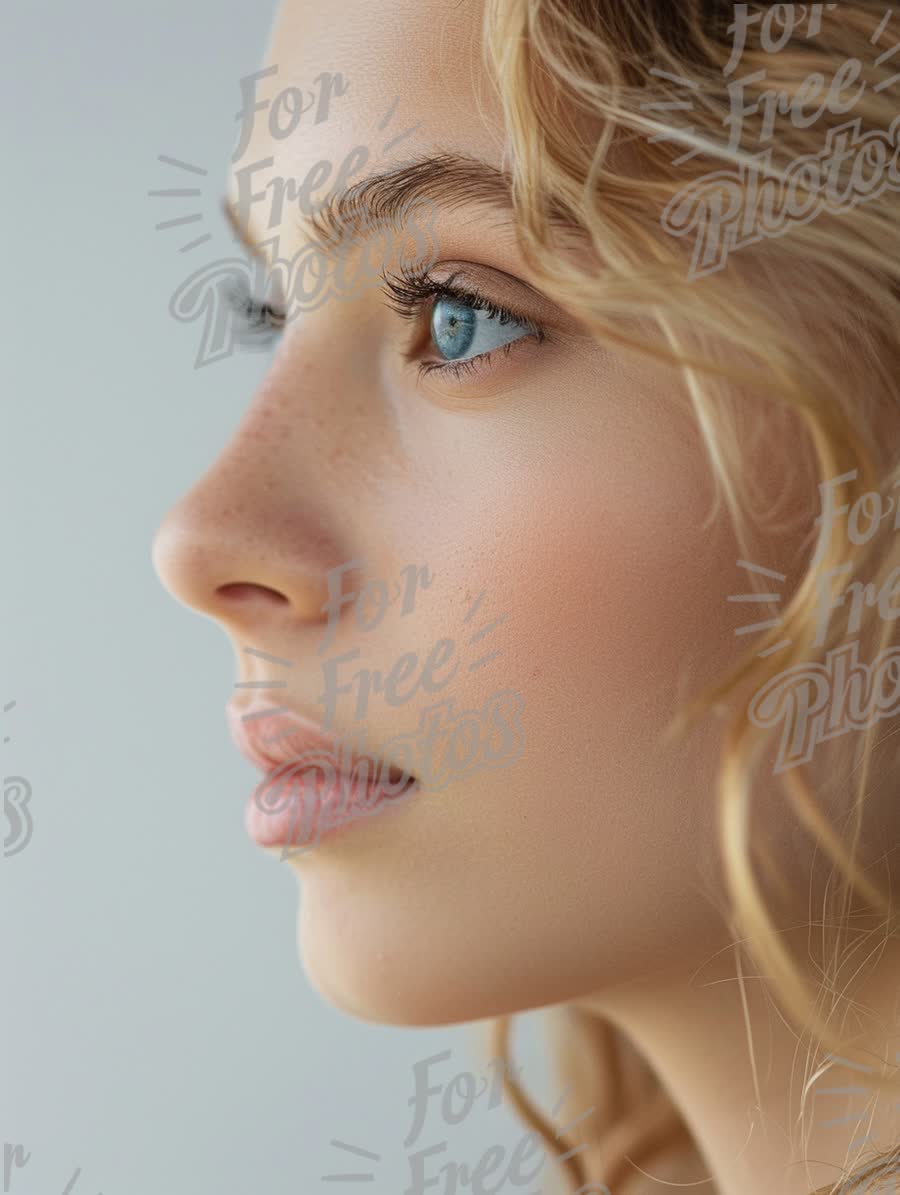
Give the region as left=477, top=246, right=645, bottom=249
left=432, top=299, right=476, bottom=360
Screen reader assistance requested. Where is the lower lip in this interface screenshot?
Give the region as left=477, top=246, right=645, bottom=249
left=244, top=763, right=418, bottom=855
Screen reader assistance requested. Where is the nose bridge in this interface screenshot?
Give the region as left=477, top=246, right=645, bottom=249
left=151, top=319, right=381, bottom=628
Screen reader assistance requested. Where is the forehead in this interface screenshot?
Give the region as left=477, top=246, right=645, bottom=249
left=226, top=0, right=506, bottom=247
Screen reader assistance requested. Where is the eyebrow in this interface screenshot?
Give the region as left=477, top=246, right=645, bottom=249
left=223, top=152, right=521, bottom=259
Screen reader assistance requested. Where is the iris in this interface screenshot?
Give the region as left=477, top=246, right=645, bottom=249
left=431, top=298, right=477, bottom=360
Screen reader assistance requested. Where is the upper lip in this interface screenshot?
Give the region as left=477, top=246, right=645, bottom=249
left=226, top=697, right=415, bottom=787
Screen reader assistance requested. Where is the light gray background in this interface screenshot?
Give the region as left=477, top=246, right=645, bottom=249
left=0, top=2, right=559, bottom=1193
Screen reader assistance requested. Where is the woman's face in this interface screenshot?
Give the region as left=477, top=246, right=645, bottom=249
left=152, top=0, right=812, bottom=1025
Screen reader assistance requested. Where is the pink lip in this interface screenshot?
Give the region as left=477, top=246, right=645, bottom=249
left=226, top=698, right=418, bottom=855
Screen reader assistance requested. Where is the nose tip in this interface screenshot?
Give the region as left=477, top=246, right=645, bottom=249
left=151, top=498, right=335, bottom=630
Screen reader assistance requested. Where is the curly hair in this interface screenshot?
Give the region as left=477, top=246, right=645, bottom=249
left=475, top=2, right=900, bottom=1192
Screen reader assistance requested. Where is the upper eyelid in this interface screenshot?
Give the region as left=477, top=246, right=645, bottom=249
left=382, top=268, right=539, bottom=326
left=434, top=281, right=538, bottom=327
left=412, top=262, right=562, bottom=326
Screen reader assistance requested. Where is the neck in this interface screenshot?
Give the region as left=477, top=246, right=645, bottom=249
left=576, top=928, right=900, bottom=1195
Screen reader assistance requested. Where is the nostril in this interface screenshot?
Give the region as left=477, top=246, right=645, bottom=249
left=385, top=762, right=418, bottom=790
left=216, top=582, right=291, bottom=605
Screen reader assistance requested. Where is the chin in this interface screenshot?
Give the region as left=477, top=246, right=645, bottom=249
left=295, top=908, right=485, bottom=1027
left=292, top=886, right=549, bottom=1027
left=293, top=890, right=602, bottom=1028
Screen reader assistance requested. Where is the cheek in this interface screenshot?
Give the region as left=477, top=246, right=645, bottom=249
left=289, top=382, right=809, bottom=1026
left=291, top=428, right=751, bottom=1025
left=457, top=423, right=743, bottom=876
left=457, top=404, right=744, bottom=739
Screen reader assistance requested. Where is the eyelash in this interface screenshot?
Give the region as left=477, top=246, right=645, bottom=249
left=225, top=264, right=547, bottom=383
left=380, top=264, right=547, bottom=383
left=225, top=277, right=286, bottom=345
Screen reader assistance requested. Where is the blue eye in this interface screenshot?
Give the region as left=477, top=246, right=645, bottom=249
left=431, top=297, right=533, bottom=363
left=382, top=267, right=548, bottom=383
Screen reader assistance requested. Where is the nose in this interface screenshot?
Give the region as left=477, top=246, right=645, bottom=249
left=152, top=353, right=362, bottom=639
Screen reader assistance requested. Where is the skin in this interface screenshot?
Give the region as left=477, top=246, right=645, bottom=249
left=152, top=0, right=900, bottom=1191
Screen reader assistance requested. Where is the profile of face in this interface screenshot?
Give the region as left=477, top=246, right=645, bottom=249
left=152, top=0, right=819, bottom=1028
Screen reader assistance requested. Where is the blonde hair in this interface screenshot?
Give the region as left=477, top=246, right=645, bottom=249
left=475, top=2, right=900, bottom=1191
